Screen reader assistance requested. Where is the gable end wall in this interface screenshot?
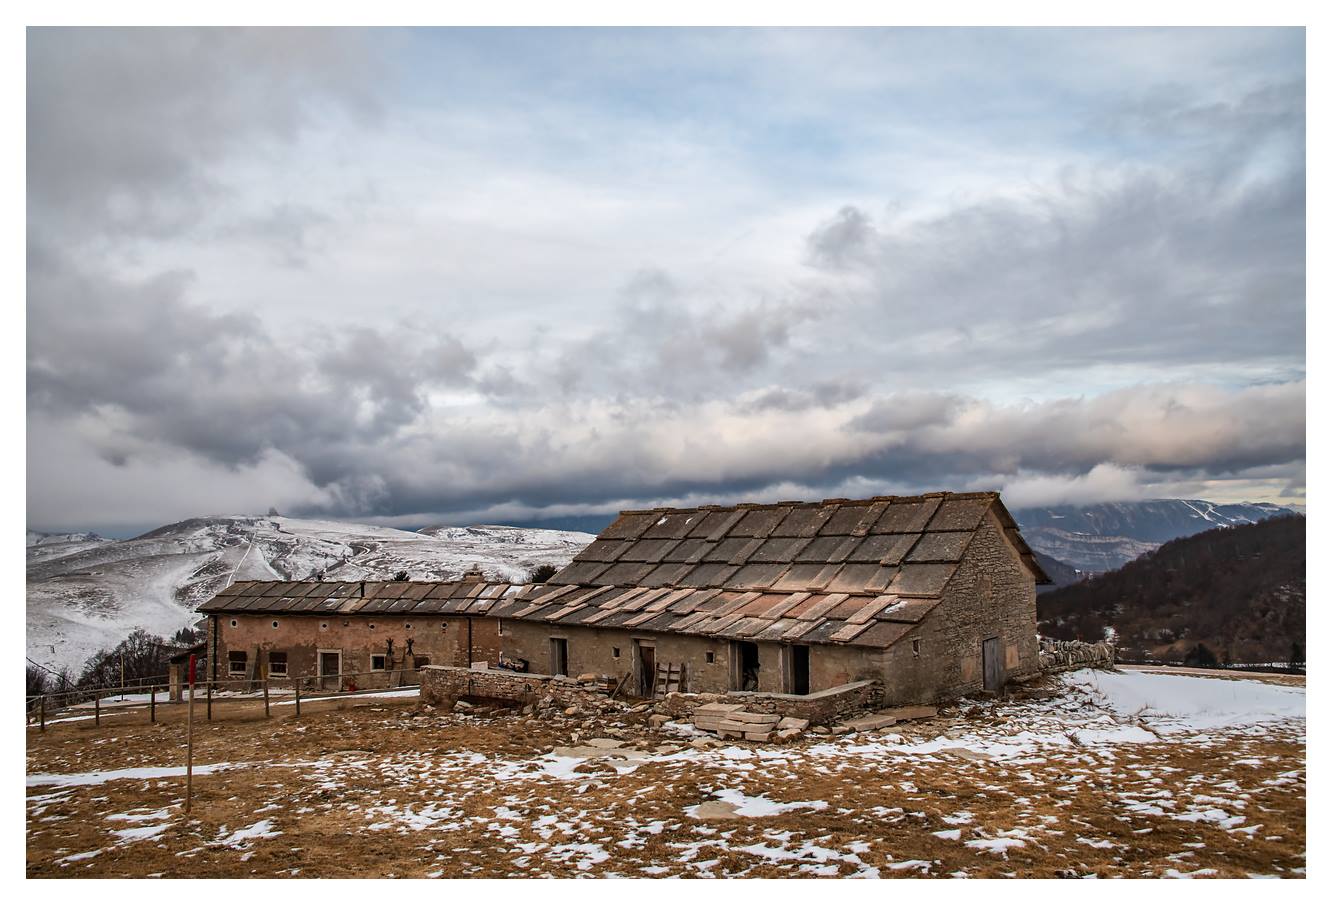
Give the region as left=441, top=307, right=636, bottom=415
left=874, top=509, right=1039, bottom=704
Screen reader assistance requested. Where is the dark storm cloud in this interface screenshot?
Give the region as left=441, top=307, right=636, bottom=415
left=25, top=28, right=1306, bottom=530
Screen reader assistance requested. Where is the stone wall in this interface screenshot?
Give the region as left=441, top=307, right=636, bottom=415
left=874, top=511, right=1040, bottom=705
left=420, top=664, right=614, bottom=710
left=211, top=612, right=502, bottom=688
left=497, top=620, right=880, bottom=697
left=1039, top=637, right=1115, bottom=672
left=651, top=681, right=881, bottom=724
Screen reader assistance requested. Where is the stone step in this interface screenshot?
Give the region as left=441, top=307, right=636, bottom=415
left=879, top=705, right=938, bottom=722
left=726, top=710, right=781, bottom=725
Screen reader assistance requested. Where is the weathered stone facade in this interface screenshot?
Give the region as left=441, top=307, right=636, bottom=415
left=496, top=620, right=881, bottom=698
left=492, top=509, right=1041, bottom=707
left=209, top=612, right=501, bottom=688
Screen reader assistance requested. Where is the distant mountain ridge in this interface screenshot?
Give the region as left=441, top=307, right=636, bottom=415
left=26, top=515, right=594, bottom=675
left=1011, top=499, right=1295, bottom=573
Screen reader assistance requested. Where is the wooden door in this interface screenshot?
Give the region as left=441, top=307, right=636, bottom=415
left=982, top=637, right=1003, bottom=692
left=319, top=650, right=341, bottom=690
left=637, top=644, right=656, bottom=698
left=549, top=638, right=568, bottom=676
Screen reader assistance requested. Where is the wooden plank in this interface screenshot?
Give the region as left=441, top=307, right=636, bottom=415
left=798, top=593, right=849, bottom=622
left=847, top=597, right=889, bottom=625
left=762, top=591, right=810, bottom=620
left=829, top=620, right=876, bottom=643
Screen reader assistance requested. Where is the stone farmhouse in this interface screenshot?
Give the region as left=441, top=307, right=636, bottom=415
left=198, top=570, right=522, bottom=689
left=493, top=492, right=1049, bottom=705
left=198, top=492, right=1049, bottom=707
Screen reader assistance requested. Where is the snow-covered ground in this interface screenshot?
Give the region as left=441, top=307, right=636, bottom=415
left=26, top=669, right=1306, bottom=878
left=27, top=516, right=593, bottom=674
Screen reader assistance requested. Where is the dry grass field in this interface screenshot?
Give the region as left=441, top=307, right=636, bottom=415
left=26, top=670, right=1305, bottom=878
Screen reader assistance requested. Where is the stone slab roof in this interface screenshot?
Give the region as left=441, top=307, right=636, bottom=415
left=198, top=578, right=524, bottom=616
left=504, top=492, right=1049, bottom=650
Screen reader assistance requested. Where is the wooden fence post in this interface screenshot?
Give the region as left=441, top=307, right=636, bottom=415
left=186, top=660, right=196, bottom=814
left=150, top=686, right=156, bottom=723
left=264, top=679, right=270, bottom=718
left=295, top=680, right=301, bottom=717
left=39, top=695, right=45, bottom=732
left=94, top=695, right=100, bottom=728
left=206, top=682, right=213, bottom=721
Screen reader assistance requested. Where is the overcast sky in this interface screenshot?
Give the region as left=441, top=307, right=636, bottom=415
left=26, top=27, right=1305, bottom=535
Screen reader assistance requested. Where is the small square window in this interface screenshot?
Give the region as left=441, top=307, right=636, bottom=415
left=228, top=651, right=247, bottom=675
left=706, top=651, right=715, bottom=664
left=912, top=638, right=921, bottom=657
left=268, top=651, right=288, bottom=677
left=612, top=647, right=621, bottom=658
left=320, top=622, right=328, bottom=630
left=371, top=654, right=387, bottom=671
left=497, top=619, right=503, bottom=636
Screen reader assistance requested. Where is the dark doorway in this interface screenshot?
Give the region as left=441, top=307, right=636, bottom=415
left=732, top=641, right=760, bottom=691
left=549, top=638, right=568, bottom=676
left=319, top=650, right=341, bottom=690
left=791, top=645, right=810, bottom=695
left=982, top=637, right=1003, bottom=692
left=636, top=642, right=656, bottom=698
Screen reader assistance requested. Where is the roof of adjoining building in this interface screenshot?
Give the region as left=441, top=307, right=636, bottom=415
left=501, top=492, right=1048, bottom=650
left=198, top=577, right=524, bottom=616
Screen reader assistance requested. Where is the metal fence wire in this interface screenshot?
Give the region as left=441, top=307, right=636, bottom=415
left=26, top=668, right=422, bottom=731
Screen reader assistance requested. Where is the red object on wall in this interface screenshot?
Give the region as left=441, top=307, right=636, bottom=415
left=188, top=654, right=197, bottom=686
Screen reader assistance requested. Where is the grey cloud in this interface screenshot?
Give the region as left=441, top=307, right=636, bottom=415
left=27, top=27, right=383, bottom=243
left=742, top=379, right=867, bottom=413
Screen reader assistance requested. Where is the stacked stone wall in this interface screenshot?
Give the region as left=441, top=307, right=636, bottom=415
left=1039, top=637, right=1115, bottom=672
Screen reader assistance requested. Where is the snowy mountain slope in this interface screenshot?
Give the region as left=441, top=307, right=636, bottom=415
left=26, top=516, right=594, bottom=675
left=1012, top=499, right=1295, bottom=573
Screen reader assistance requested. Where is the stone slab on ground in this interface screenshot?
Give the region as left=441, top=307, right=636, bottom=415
left=880, top=705, right=938, bottom=722
left=777, top=716, right=810, bottom=731
left=727, top=711, right=781, bottom=725
left=691, top=801, right=740, bottom=820
left=584, top=738, right=624, bottom=749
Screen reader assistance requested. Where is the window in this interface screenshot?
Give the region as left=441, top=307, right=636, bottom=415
left=268, top=651, right=288, bottom=677
left=320, top=622, right=329, bottom=630
left=271, top=620, right=279, bottom=629
left=404, top=622, right=412, bottom=630
left=612, top=647, right=621, bottom=658
left=371, top=654, right=387, bottom=671
left=230, top=619, right=238, bottom=628
left=497, top=619, right=503, bottom=636
left=368, top=623, right=376, bottom=630
left=912, top=638, right=921, bottom=658
left=228, top=651, right=247, bottom=676
left=705, top=651, right=715, bottom=664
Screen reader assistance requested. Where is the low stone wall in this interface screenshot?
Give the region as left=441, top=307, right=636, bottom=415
left=1039, top=637, right=1115, bottom=673
left=420, top=665, right=614, bottom=710
left=656, top=679, right=882, bottom=725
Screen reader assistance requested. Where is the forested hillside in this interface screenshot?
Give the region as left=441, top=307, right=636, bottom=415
left=1038, top=515, right=1305, bottom=667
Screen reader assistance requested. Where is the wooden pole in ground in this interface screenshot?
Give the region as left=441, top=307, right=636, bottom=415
left=94, top=694, right=100, bottom=727
left=39, top=695, right=45, bottom=732
left=206, top=681, right=213, bottom=721
left=186, top=655, right=196, bottom=814
left=295, top=679, right=301, bottom=717
left=150, top=686, right=156, bottom=723
left=264, top=678, right=270, bottom=718
left=119, top=653, right=125, bottom=701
